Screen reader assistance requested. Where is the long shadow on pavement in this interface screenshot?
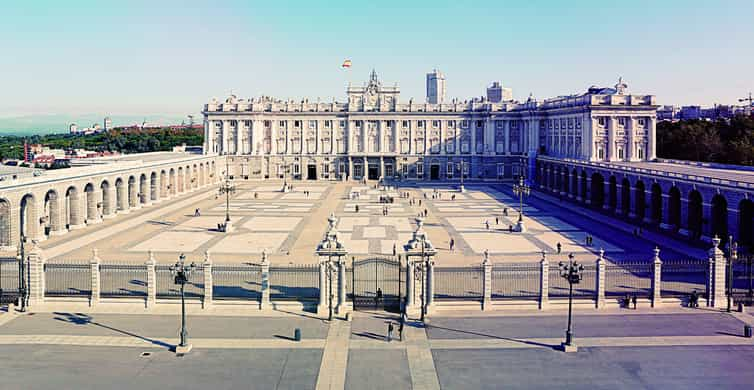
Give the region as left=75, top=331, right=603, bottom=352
left=425, top=323, right=558, bottom=350
left=52, top=312, right=174, bottom=351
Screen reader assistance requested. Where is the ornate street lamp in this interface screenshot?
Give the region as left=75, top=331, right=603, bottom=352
left=726, top=236, right=738, bottom=313
left=218, top=157, right=236, bottom=232
left=559, top=253, right=583, bottom=352
left=170, top=253, right=196, bottom=354
left=17, top=239, right=28, bottom=312
left=512, top=176, right=531, bottom=233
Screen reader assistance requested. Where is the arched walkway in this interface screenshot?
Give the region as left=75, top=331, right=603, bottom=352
left=634, top=180, right=646, bottom=221
left=608, top=176, right=617, bottom=210
left=169, top=169, right=176, bottom=195
left=128, top=176, right=138, bottom=208
left=711, top=194, right=728, bottom=240
left=177, top=167, right=184, bottom=193
left=115, top=178, right=127, bottom=212
left=579, top=171, right=587, bottom=201
left=621, top=178, right=631, bottom=215
left=590, top=173, right=605, bottom=209
left=65, top=186, right=83, bottom=228
left=650, top=183, right=662, bottom=225
left=571, top=169, right=578, bottom=198
left=688, top=190, right=703, bottom=240
left=20, top=194, right=39, bottom=241
left=139, top=174, right=148, bottom=205
left=44, top=190, right=62, bottom=236
left=0, top=199, right=10, bottom=246
left=739, top=199, right=754, bottom=252
left=150, top=172, right=158, bottom=201
left=101, top=180, right=113, bottom=217
left=668, top=187, right=681, bottom=230
left=84, top=183, right=100, bottom=223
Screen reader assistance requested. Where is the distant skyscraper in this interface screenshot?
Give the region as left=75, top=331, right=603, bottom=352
left=486, top=81, right=513, bottom=102
left=426, top=69, right=446, bottom=104
left=104, top=117, right=112, bottom=131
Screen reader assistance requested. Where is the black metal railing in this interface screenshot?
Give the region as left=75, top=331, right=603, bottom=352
left=100, top=264, right=148, bottom=297
left=269, top=264, right=319, bottom=301
left=44, top=262, right=91, bottom=297
left=491, top=263, right=539, bottom=299
left=604, top=261, right=652, bottom=297
left=212, top=264, right=262, bottom=300
left=0, top=257, right=20, bottom=304
left=434, top=266, right=483, bottom=300
left=661, top=259, right=708, bottom=298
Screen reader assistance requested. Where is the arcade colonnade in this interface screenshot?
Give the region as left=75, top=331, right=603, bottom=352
left=536, top=157, right=754, bottom=251
left=0, top=155, right=220, bottom=251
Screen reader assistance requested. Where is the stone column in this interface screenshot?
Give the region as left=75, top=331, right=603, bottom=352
left=203, top=251, right=212, bottom=309
left=708, top=236, right=726, bottom=308
left=221, top=120, right=229, bottom=155
left=539, top=251, right=549, bottom=310
left=406, top=259, right=416, bottom=313
left=89, top=248, right=101, bottom=306
left=642, top=190, right=654, bottom=224
left=69, top=192, right=86, bottom=230
left=614, top=183, right=624, bottom=215
left=86, top=190, right=102, bottom=224
left=595, top=249, right=606, bottom=308
left=607, top=116, right=616, bottom=161
left=603, top=180, right=611, bottom=211
left=49, top=196, right=66, bottom=236
left=129, top=181, right=139, bottom=209
left=103, top=185, right=117, bottom=219
left=27, top=243, right=45, bottom=306
left=152, top=174, right=161, bottom=203
left=260, top=252, right=271, bottom=310
left=482, top=254, right=492, bottom=311
left=317, top=258, right=328, bottom=316
left=648, top=116, right=657, bottom=160
left=337, top=257, right=346, bottom=314
left=117, top=181, right=129, bottom=214
left=146, top=251, right=156, bottom=308
left=651, top=246, right=662, bottom=307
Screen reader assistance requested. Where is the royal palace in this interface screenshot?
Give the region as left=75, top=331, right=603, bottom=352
left=203, top=71, right=658, bottom=181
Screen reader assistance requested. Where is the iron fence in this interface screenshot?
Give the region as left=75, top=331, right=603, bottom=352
left=604, top=261, right=652, bottom=297
left=100, top=264, right=148, bottom=297
left=549, top=263, right=596, bottom=298
left=661, top=259, right=708, bottom=298
left=45, top=261, right=91, bottom=297
left=434, top=266, right=483, bottom=300
left=345, top=267, right=353, bottom=300
left=0, top=257, right=20, bottom=304
left=155, top=264, right=204, bottom=299
left=212, top=264, right=262, bottom=300
left=269, top=264, right=319, bottom=301
left=491, top=263, right=539, bottom=299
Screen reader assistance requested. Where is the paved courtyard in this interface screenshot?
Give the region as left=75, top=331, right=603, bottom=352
left=39, top=179, right=704, bottom=266
left=0, top=308, right=753, bottom=389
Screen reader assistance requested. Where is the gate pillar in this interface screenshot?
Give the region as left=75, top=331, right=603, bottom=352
left=403, top=217, right=437, bottom=319
left=336, top=257, right=348, bottom=314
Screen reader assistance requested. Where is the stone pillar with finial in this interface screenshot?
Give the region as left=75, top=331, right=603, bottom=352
left=260, top=250, right=271, bottom=310
left=27, top=240, right=45, bottom=307
left=482, top=249, right=492, bottom=311
left=315, top=213, right=347, bottom=318
left=203, top=251, right=212, bottom=309
left=708, top=235, right=726, bottom=308
left=90, top=248, right=101, bottom=306
left=595, top=249, right=606, bottom=309
left=539, top=250, right=549, bottom=310
left=651, top=246, right=662, bottom=307
left=145, top=250, right=157, bottom=308
left=403, top=216, right=437, bottom=317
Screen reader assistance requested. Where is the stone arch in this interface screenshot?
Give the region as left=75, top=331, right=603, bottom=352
left=621, top=178, right=631, bottom=215
left=84, top=183, right=100, bottom=223
left=169, top=168, right=177, bottom=195
left=591, top=173, right=605, bottom=209
left=608, top=176, right=618, bottom=210
left=0, top=198, right=10, bottom=246
left=101, top=180, right=112, bottom=217
left=128, top=176, right=138, bottom=208
left=711, top=194, right=728, bottom=241
left=199, top=163, right=205, bottom=186
left=192, top=164, right=199, bottom=188
left=20, top=193, right=39, bottom=241
left=650, top=183, right=662, bottom=225
left=65, top=186, right=83, bottom=228
left=115, top=178, right=127, bottom=212
left=738, top=199, right=754, bottom=252
left=563, top=168, right=570, bottom=195
left=150, top=171, right=158, bottom=201
left=44, top=190, right=62, bottom=236
left=668, top=186, right=681, bottom=230
left=160, top=170, right=167, bottom=197
left=571, top=169, right=578, bottom=198
left=634, top=180, right=646, bottom=221
left=177, top=167, right=185, bottom=193
left=579, top=170, right=588, bottom=201
left=139, top=173, right=148, bottom=204
left=688, top=190, right=703, bottom=240
left=211, top=161, right=216, bottom=181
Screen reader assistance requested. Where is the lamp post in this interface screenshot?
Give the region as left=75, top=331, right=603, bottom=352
left=218, top=157, right=236, bottom=232
left=726, top=236, right=738, bottom=313
left=457, top=160, right=467, bottom=193
left=512, top=176, right=531, bottom=233
left=559, top=253, right=583, bottom=352
left=17, top=239, right=27, bottom=312
left=170, top=253, right=196, bottom=353
left=418, top=237, right=429, bottom=322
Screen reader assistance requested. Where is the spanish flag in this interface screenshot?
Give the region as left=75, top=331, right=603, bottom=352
left=341, top=59, right=352, bottom=69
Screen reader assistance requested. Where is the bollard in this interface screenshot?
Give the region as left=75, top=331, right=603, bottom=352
left=294, top=328, right=301, bottom=342
left=744, top=325, right=752, bottom=338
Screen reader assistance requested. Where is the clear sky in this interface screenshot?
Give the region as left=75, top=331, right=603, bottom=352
left=1, top=0, right=752, bottom=118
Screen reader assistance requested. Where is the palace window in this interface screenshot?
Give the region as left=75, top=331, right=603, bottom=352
left=244, top=120, right=251, bottom=128
left=339, top=120, right=346, bottom=128
left=432, top=120, right=440, bottom=128
left=461, top=120, right=469, bottom=128
left=496, top=120, right=503, bottom=129
left=448, top=120, right=455, bottom=128
left=618, top=148, right=624, bottom=159
left=279, top=120, right=287, bottom=128
left=417, top=163, right=424, bottom=176
left=230, top=120, right=237, bottom=127
left=402, top=164, right=408, bottom=175
left=618, top=117, right=627, bottom=126
left=324, top=120, right=331, bottom=128
left=355, top=120, right=362, bottom=128
left=638, top=118, right=646, bottom=127
left=447, top=162, right=454, bottom=178
left=597, top=117, right=607, bottom=127
left=476, top=120, right=484, bottom=128
left=402, top=120, right=409, bottom=128
left=264, top=120, right=271, bottom=128
left=597, top=147, right=604, bottom=160
left=418, top=121, right=424, bottom=128
left=575, top=117, right=581, bottom=129
left=309, top=120, right=316, bottom=129
left=637, top=147, right=644, bottom=160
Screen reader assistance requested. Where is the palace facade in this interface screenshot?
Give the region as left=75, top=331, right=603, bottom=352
left=202, top=71, right=658, bottom=181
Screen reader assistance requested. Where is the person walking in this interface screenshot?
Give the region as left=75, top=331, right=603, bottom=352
left=449, top=238, right=455, bottom=252
left=495, top=217, right=499, bottom=225
left=485, top=220, right=490, bottom=230
left=387, top=322, right=394, bottom=342
left=194, top=208, right=201, bottom=217
left=556, top=242, right=562, bottom=254
left=392, top=243, right=397, bottom=257
left=398, top=315, right=405, bottom=342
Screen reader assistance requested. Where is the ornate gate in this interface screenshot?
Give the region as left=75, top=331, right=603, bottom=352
left=352, top=256, right=402, bottom=311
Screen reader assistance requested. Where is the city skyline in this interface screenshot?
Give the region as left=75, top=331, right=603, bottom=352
left=1, top=0, right=752, bottom=120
